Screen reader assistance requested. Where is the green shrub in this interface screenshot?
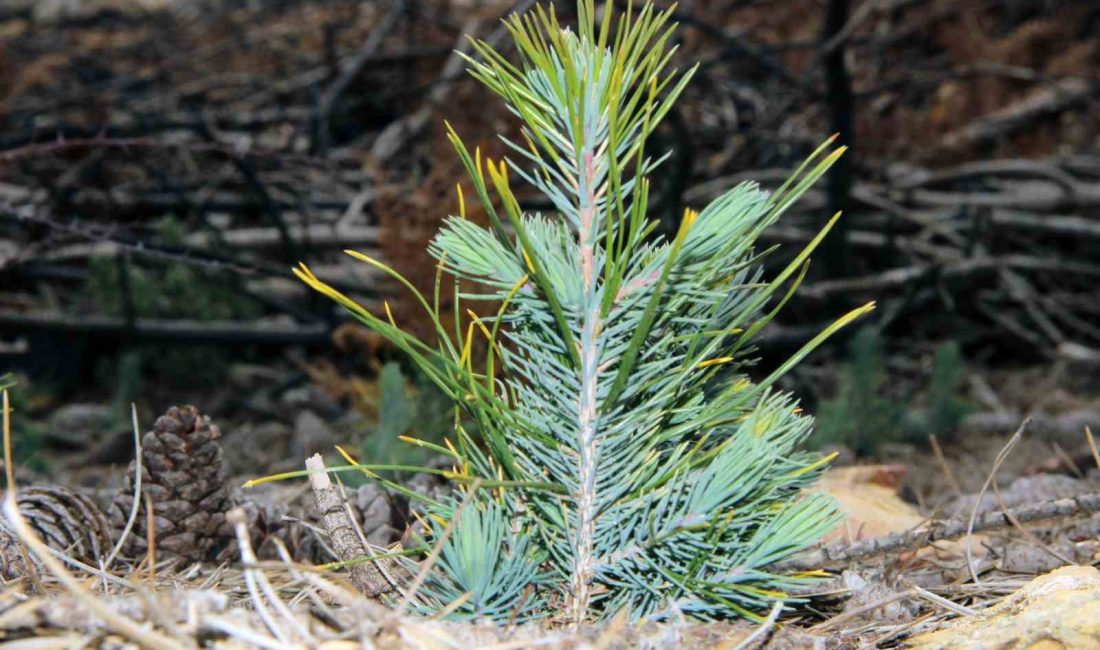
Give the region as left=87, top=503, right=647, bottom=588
left=359, top=362, right=453, bottom=468
left=906, top=341, right=973, bottom=441
left=1, top=374, right=48, bottom=473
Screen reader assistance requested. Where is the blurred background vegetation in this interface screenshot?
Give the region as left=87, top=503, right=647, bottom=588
left=0, top=0, right=1097, bottom=487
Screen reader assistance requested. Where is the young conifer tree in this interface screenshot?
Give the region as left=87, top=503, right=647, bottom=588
left=297, top=0, right=873, bottom=624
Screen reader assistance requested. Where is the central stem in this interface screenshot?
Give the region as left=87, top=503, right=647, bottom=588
left=570, top=301, right=601, bottom=623
left=570, top=149, right=601, bottom=623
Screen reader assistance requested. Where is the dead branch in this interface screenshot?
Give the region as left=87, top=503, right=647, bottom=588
left=988, top=210, right=1100, bottom=240
left=797, top=258, right=993, bottom=300
left=44, top=225, right=380, bottom=260
left=0, top=310, right=337, bottom=346
left=895, top=159, right=1082, bottom=192
left=799, top=255, right=1100, bottom=302
left=368, top=17, right=480, bottom=166
left=0, top=136, right=333, bottom=167
left=316, top=4, right=402, bottom=154
left=772, top=491, right=1100, bottom=572
left=908, top=180, right=1100, bottom=211
left=304, top=454, right=389, bottom=598
left=931, top=77, right=1096, bottom=156
left=369, top=0, right=535, bottom=166
left=961, top=409, right=1100, bottom=442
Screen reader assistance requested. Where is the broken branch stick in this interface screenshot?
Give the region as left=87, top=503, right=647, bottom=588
left=305, top=454, right=388, bottom=598
left=772, top=491, right=1100, bottom=572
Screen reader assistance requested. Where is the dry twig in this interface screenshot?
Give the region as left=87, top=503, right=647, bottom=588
left=305, top=454, right=389, bottom=598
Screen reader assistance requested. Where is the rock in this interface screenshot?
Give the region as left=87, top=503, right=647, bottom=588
left=1056, top=342, right=1100, bottom=393
left=841, top=570, right=919, bottom=625
left=291, top=410, right=340, bottom=460
left=998, top=540, right=1078, bottom=575
left=226, top=363, right=283, bottom=390
left=242, top=391, right=278, bottom=419
left=350, top=483, right=405, bottom=546
left=908, top=565, right=1100, bottom=649
left=0, top=241, right=18, bottom=268
left=27, top=0, right=170, bottom=24
left=221, top=420, right=289, bottom=471
left=280, top=385, right=342, bottom=419
left=278, top=386, right=311, bottom=410
left=1065, top=512, right=1100, bottom=543
left=46, top=403, right=113, bottom=442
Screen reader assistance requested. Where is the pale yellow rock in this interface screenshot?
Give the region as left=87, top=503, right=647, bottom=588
left=907, top=565, right=1100, bottom=650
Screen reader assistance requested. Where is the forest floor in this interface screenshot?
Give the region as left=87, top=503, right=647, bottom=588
left=2, top=352, right=1098, bottom=648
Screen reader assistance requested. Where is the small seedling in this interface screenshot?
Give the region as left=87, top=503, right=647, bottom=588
left=360, top=362, right=453, bottom=468
left=296, top=0, right=871, bottom=623
left=815, top=332, right=973, bottom=455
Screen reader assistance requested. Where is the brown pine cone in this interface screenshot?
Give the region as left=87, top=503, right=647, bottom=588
left=224, top=485, right=326, bottom=563
left=110, top=405, right=233, bottom=564
left=1, top=486, right=113, bottom=580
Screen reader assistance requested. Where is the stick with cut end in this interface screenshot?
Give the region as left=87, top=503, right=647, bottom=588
left=305, top=454, right=388, bottom=598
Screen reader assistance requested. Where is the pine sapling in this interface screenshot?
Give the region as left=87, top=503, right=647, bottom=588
left=295, top=0, right=873, bottom=623
left=815, top=328, right=904, bottom=455
left=922, top=341, right=973, bottom=440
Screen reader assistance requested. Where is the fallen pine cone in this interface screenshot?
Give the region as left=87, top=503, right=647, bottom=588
left=110, top=405, right=233, bottom=564
left=1, top=485, right=113, bottom=580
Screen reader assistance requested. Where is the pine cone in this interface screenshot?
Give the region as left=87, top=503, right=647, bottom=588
left=346, top=458, right=457, bottom=549
left=110, top=405, right=232, bottom=563
left=1, top=486, right=113, bottom=580
left=225, top=486, right=326, bottom=563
